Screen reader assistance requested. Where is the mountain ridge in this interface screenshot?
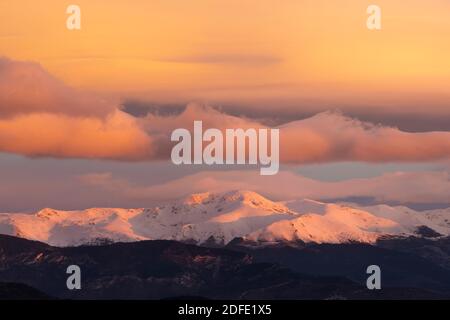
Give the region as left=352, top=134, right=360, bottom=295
left=0, top=190, right=449, bottom=247
left=1, top=234, right=449, bottom=300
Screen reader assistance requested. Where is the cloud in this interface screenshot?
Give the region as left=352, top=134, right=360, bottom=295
left=79, top=169, right=450, bottom=205
left=131, top=104, right=450, bottom=164
left=138, top=104, right=450, bottom=164
left=0, top=57, right=114, bottom=117
left=0, top=57, right=450, bottom=164
left=0, top=110, right=153, bottom=160
left=1, top=100, right=450, bottom=163
left=0, top=57, right=152, bottom=160
left=280, top=111, right=450, bottom=163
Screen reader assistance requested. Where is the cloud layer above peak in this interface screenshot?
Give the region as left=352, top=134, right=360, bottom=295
left=0, top=57, right=450, bottom=164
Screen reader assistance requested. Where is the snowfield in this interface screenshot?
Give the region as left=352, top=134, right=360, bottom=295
left=0, top=190, right=449, bottom=247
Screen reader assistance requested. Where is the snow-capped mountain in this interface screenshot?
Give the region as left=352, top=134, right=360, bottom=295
left=0, top=190, right=449, bottom=247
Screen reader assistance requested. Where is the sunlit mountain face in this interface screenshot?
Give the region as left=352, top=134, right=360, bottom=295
left=1, top=191, right=450, bottom=247
left=1, top=0, right=450, bottom=301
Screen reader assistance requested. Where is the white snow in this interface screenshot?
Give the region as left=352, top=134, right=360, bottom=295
left=0, top=190, right=449, bottom=246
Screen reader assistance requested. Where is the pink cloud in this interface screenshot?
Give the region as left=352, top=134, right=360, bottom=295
left=0, top=57, right=114, bottom=117
left=280, top=112, right=450, bottom=163
left=0, top=110, right=153, bottom=160
left=1, top=57, right=450, bottom=164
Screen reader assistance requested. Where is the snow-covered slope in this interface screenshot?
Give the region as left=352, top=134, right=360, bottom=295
left=0, top=208, right=146, bottom=246
left=247, top=204, right=406, bottom=244
left=0, top=190, right=449, bottom=246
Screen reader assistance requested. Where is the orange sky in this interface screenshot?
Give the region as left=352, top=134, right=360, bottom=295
left=1, top=0, right=450, bottom=110
left=1, top=1, right=450, bottom=211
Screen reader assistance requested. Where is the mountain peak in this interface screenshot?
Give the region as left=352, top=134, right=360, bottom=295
left=181, top=190, right=282, bottom=211
left=183, top=192, right=214, bottom=205
left=36, top=208, right=63, bottom=219
left=1, top=191, right=449, bottom=247
left=221, top=190, right=273, bottom=204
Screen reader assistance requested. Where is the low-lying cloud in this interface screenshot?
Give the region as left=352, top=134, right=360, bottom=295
left=79, top=169, right=450, bottom=205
